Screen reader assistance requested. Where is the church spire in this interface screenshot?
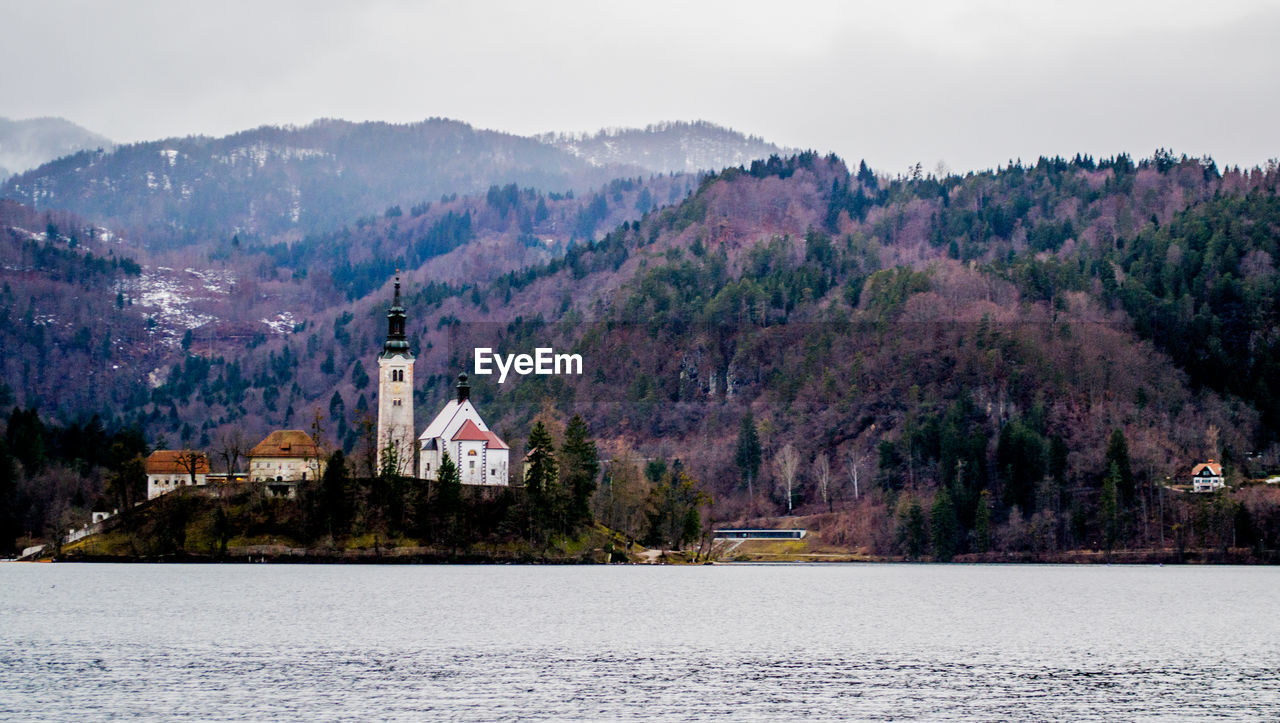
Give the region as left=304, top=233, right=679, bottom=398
left=382, top=274, right=410, bottom=358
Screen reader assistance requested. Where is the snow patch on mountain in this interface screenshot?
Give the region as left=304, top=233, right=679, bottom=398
left=539, top=121, right=794, bottom=174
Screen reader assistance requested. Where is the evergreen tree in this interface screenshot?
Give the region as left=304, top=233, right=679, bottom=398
left=997, top=420, right=1046, bottom=512
left=973, top=489, right=992, bottom=554
left=106, top=455, right=147, bottom=527
left=6, top=408, right=46, bottom=473
left=1105, top=429, right=1134, bottom=505
left=645, top=459, right=667, bottom=485
left=931, top=486, right=959, bottom=562
left=560, top=415, right=598, bottom=534
left=644, top=469, right=707, bottom=550
left=898, top=494, right=928, bottom=560
left=735, top=412, right=762, bottom=499
left=318, top=450, right=350, bottom=539
left=1100, top=461, right=1121, bottom=553
left=0, top=439, right=17, bottom=555
left=351, top=360, right=370, bottom=390
left=437, top=451, right=462, bottom=546
left=524, top=421, right=559, bottom=539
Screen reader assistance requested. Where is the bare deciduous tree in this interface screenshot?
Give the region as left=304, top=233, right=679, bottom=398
left=775, top=443, right=800, bottom=514
left=815, top=452, right=832, bottom=512
left=175, top=449, right=208, bottom=488
left=308, top=409, right=331, bottom=480
left=216, top=427, right=248, bottom=482
left=592, top=448, right=652, bottom=545
left=844, top=449, right=863, bottom=501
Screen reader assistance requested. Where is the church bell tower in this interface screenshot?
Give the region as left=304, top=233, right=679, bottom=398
left=376, top=275, right=415, bottom=476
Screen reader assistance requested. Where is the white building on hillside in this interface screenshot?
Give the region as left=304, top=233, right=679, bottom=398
left=145, top=450, right=210, bottom=500
left=249, top=430, right=325, bottom=498
left=418, top=373, right=510, bottom=485
left=1191, top=460, right=1226, bottom=493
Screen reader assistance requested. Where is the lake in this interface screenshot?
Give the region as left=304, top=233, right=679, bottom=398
left=2, top=563, right=1278, bottom=720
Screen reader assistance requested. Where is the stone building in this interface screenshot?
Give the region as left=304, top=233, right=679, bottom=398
left=249, top=429, right=325, bottom=498
left=145, top=450, right=210, bottom=500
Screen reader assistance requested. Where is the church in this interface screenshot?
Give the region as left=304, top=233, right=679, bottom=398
left=376, top=276, right=510, bottom=485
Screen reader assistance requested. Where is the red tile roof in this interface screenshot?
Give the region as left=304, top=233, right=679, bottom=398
left=145, top=450, right=210, bottom=475
left=483, top=430, right=509, bottom=450
left=250, top=430, right=321, bottom=459
left=452, top=419, right=489, bottom=442
left=1192, top=461, right=1224, bottom=478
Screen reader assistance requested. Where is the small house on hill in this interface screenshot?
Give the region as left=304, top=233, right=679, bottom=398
left=1191, top=460, right=1225, bottom=493
left=249, top=430, right=325, bottom=498
left=145, top=450, right=210, bottom=500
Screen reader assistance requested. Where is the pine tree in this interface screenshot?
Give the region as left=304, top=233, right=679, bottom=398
left=1105, top=429, right=1134, bottom=505
left=329, top=391, right=345, bottom=426
left=0, top=439, right=19, bottom=555
left=1100, top=461, right=1121, bottom=553
left=524, top=421, right=558, bottom=539
left=437, top=450, right=462, bottom=545
left=898, top=494, right=928, bottom=560
left=319, top=450, right=349, bottom=539
left=351, top=360, right=370, bottom=390
left=560, top=415, right=598, bottom=534
left=931, top=486, right=959, bottom=562
left=997, top=420, right=1046, bottom=512
left=735, top=412, right=762, bottom=500
left=974, top=489, right=992, bottom=554
left=644, top=469, right=707, bottom=550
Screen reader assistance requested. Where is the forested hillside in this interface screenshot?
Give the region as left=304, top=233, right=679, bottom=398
left=0, top=168, right=693, bottom=424
left=5, top=147, right=1280, bottom=559
left=0, top=201, right=152, bottom=415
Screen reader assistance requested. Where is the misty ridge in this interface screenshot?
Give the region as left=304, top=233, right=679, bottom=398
left=0, top=116, right=114, bottom=181
left=0, top=117, right=790, bottom=246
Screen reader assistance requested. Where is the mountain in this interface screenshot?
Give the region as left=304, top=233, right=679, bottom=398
left=0, top=168, right=689, bottom=424
left=38, top=150, right=1272, bottom=479
left=0, top=117, right=113, bottom=179
left=539, top=121, right=795, bottom=174
left=7, top=147, right=1280, bottom=560
left=0, top=119, right=788, bottom=249
left=0, top=118, right=651, bottom=246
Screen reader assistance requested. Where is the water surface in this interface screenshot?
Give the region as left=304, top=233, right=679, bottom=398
left=1, top=563, right=1277, bottom=720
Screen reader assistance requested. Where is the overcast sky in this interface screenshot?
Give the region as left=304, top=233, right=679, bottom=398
left=2, top=0, right=1277, bottom=174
